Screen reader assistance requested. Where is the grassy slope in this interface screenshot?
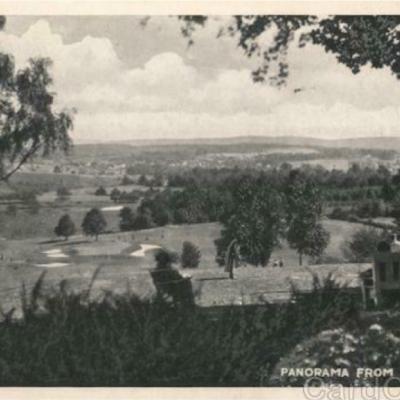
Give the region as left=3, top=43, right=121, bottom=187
left=0, top=219, right=368, bottom=315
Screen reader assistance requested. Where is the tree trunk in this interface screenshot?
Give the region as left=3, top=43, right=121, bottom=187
left=95, top=234, right=98, bottom=241
left=225, top=239, right=238, bottom=280
left=299, top=252, right=303, bottom=266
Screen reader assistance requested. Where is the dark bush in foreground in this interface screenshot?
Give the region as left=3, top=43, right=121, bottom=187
left=0, top=274, right=364, bottom=386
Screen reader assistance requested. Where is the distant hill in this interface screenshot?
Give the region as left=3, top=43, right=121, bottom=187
left=74, top=135, right=400, bottom=153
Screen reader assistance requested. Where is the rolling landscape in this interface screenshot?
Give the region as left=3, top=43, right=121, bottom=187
left=0, top=135, right=397, bottom=317
left=3, top=14, right=400, bottom=388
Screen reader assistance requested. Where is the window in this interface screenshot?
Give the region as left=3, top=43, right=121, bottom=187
left=393, top=262, right=400, bottom=281
left=379, top=262, right=386, bottom=282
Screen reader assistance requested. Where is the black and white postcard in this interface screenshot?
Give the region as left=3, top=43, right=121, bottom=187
left=1, top=1, right=400, bottom=399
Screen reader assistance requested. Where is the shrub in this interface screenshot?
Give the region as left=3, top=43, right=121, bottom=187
left=56, top=186, right=71, bottom=198
left=181, top=241, right=201, bottom=269
left=341, top=227, right=389, bottom=263
left=119, top=206, right=135, bottom=231
left=81, top=208, right=107, bottom=240
left=329, top=207, right=348, bottom=220
left=0, top=271, right=363, bottom=386
left=270, top=324, right=400, bottom=386
left=94, top=186, right=107, bottom=196
left=110, top=188, right=121, bottom=203
left=54, top=214, right=76, bottom=240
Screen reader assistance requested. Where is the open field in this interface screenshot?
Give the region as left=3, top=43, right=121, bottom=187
left=0, top=218, right=369, bottom=316
left=0, top=181, right=151, bottom=239
left=8, top=172, right=121, bottom=192
left=0, top=203, right=133, bottom=239
left=37, top=183, right=148, bottom=204
left=290, top=158, right=351, bottom=170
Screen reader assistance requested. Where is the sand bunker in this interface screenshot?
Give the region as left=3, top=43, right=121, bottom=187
left=35, top=262, right=69, bottom=268
left=131, top=244, right=161, bottom=257
left=42, top=249, right=69, bottom=259
left=101, top=205, right=124, bottom=212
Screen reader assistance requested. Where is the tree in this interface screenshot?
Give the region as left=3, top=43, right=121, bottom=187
left=138, top=174, right=149, bottom=186
left=152, top=171, right=164, bottom=187
left=56, top=186, right=71, bottom=198
left=0, top=18, right=74, bottom=182
left=110, top=188, right=121, bottom=203
left=392, top=193, right=400, bottom=232
left=382, top=182, right=396, bottom=203
left=177, top=16, right=400, bottom=85
left=342, top=227, right=388, bottom=263
left=181, top=241, right=201, bottom=269
left=81, top=208, right=107, bottom=240
left=154, top=248, right=179, bottom=269
left=286, top=175, right=330, bottom=265
left=95, top=186, right=107, bottom=196
left=121, top=175, right=134, bottom=185
left=119, top=206, right=135, bottom=232
left=54, top=214, right=76, bottom=240
left=132, top=208, right=155, bottom=230
left=215, top=178, right=286, bottom=277
left=5, top=203, right=17, bottom=216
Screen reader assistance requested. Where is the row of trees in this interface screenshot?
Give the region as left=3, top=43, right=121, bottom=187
left=112, top=170, right=331, bottom=271
left=215, top=174, right=330, bottom=274
left=54, top=210, right=202, bottom=268
left=168, top=163, right=395, bottom=192
left=54, top=208, right=106, bottom=241
left=54, top=173, right=329, bottom=272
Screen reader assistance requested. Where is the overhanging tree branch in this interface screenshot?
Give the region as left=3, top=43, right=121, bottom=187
left=0, top=142, right=41, bottom=182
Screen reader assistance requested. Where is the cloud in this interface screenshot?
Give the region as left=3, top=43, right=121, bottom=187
left=1, top=18, right=400, bottom=143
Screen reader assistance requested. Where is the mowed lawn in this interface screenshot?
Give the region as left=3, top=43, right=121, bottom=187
left=0, top=219, right=369, bottom=315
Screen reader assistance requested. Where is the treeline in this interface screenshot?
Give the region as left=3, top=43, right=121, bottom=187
left=119, top=187, right=234, bottom=229
left=123, top=170, right=330, bottom=267
left=168, top=163, right=395, bottom=191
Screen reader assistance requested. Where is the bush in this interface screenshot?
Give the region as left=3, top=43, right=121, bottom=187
left=119, top=207, right=135, bottom=231
left=54, top=214, right=76, bottom=240
left=110, top=188, right=121, bottom=203
left=94, top=186, right=107, bottom=196
left=270, top=324, right=400, bottom=386
left=329, top=207, right=348, bottom=220
left=341, top=227, right=389, bottom=263
left=121, top=175, right=135, bottom=185
left=181, top=241, right=201, bottom=269
left=132, top=208, right=155, bottom=230
left=81, top=208, right=107, bottom=240
left=0, top=271, right=363, bottom=386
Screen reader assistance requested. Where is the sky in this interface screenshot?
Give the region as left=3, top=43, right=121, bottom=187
left=2, top=15, right=400, bottom=143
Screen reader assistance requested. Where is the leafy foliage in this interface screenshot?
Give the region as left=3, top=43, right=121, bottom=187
left=217, top=177, right=286, bottom=266
left=342, top=227, right=388, bottom=263
left=81, top=208, right=107, bottom=240
left=0, top=55, right=74, bottom=181
left=54, top=213, right=76, bottom=240
left=271, top=324, right=400, bottom=386
left=110, top=188, right=121, bottom=203
left=286, top=173, right=330, bottom=265
left=132, top=208, right=155, bottom=230
left=0, top=271, right=362, bottom=386
left=119, top=206, right=135, bottom=232
left=94, top=186, right=107, bottom=196
left=178, top=16, right=400, bottom=85
left=181, top=241, right=201, bottom=269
